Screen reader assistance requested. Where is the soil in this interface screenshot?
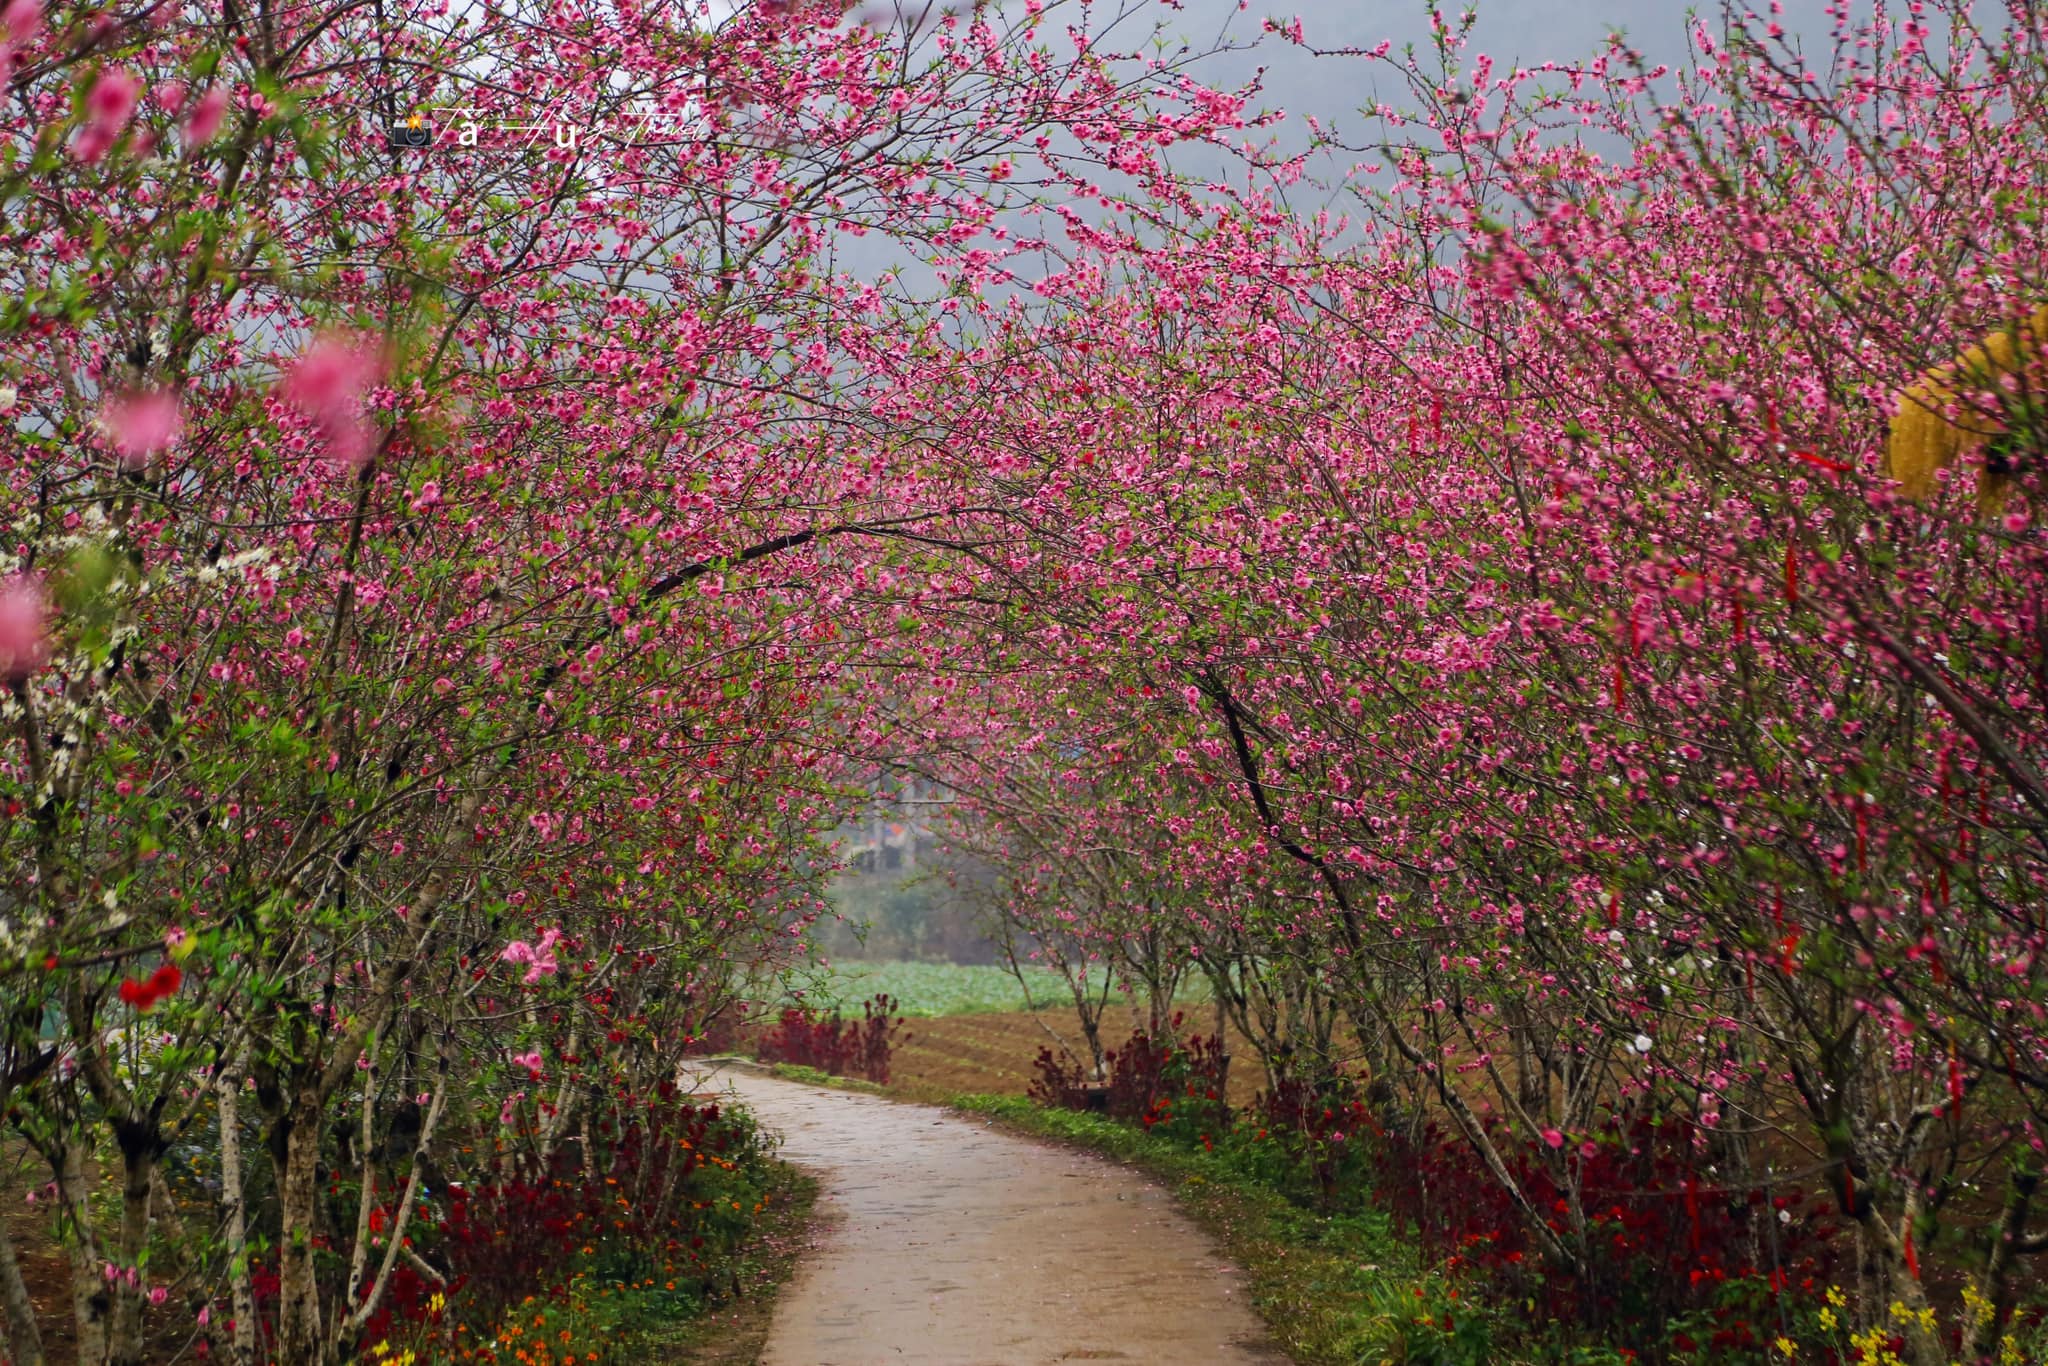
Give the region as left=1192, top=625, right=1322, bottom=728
left=0, top=1228, right=79, bottom=1364
left=2, top=1145, right=87, bottom=1364
left=692, top=1064, right=1286, bottom=1366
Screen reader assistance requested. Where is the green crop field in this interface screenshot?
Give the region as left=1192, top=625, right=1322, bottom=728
left=777, top=961, right=1210, bottom=1018
left=779, top=961, right=1065, bottom=1017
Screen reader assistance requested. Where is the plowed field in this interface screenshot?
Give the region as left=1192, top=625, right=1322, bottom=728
left=888, top=1004, right=1264, bottom=1107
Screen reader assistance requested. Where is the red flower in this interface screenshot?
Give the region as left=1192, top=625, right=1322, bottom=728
left=118, top=962, right=184, bottom=1012
left=1790, top=448, right=1852, bottom=473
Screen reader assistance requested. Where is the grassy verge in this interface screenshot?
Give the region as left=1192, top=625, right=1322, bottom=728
left=949, top=1094, right=1459, bottom=1366
left=623, top=1161, right=822, bottom=1364
left=766, top=1061, right=886, bottom=1094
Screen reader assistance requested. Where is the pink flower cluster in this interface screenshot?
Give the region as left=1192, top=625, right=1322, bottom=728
left=500, top=927, right=562, bottom=984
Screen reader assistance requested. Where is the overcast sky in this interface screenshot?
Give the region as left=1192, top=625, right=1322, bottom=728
left=1165, top=0, right=1860, bottom=134
left=780, top=1, right=1904, bottom=290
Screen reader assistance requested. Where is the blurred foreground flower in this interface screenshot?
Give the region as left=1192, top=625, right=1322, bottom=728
left=74, top=67, right=141, bottom=163
left=101, top=390, right=182, bottom=466
left=280, top=333, right=385, bottom=466
left=0, top=575, right=48, bottom=681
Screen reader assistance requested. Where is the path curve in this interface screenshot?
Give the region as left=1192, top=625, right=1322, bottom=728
left=696, top=1068, right=1284, bottom=1366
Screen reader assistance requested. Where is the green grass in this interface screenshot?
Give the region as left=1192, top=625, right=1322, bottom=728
left=780, top=959, right=1209, bottom=1018
left=766, top=1062, right=885, bottom=1094
left=949, top=1094, right=1469, bottom=1366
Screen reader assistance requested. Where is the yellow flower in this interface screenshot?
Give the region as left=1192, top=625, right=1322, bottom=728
left=1850, top=1327, right=1905, bottom=1366
left=1825, top=1285, right=1847, bottom=1308
left=1775, top=1337, right=1796, bottom=1358
left=1886, top=1299, right=1934, bottom=1332
left=1818, top=1308, right=1837, bottom=1332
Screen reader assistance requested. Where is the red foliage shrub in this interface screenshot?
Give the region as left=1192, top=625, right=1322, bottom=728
left=1030, top=1015, right=1229, bottom=1131
left=683, top=1003, right=758, bottom=1056
left=755, top=994, right=907, bottom=1083
left=1027, top=1043, right=1093, bottom=1109
left=1252, top=1071, right=1376, bottom=1208
left=1257, top=1070, right=1368, bottom=1138
left=1364, top=1106, right=1844, bottom=1346
left=1118, top=1020, right=1229, bottom=1134
left=347, top=1082, right=764, bottom=1351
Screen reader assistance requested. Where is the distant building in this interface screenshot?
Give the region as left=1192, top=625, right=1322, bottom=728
left=840, top=774, right=950, bottom=875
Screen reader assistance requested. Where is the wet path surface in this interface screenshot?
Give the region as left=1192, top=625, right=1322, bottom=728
left=695, top=1067, right=1284, bottom=1366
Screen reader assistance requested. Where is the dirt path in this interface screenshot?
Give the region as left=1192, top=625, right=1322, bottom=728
left=696, top=1068, right=1285, bottom=1366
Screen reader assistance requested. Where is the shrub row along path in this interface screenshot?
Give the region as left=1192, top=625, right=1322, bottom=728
left=698, top=1067, right=1285, bottom=1365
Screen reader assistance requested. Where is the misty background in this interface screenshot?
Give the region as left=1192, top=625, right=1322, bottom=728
left=823, top=0, right=1885, bottom=963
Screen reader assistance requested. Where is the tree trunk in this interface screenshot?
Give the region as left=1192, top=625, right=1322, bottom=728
left=1844, top=1188, right=1945, bottom=1366
left=0, top=1212, right=46, bottom=1366
left=53, top=1135, right=110, bottom=1366
left=1514, top=1015, right=1550, bottom=1116
left=1346, top=996, right=1587, bottom=1276
left=273, top=1094, right=327, bottom=1366
left=1212, top=994, right=1231, bottom=1097
left=1080, top=1014, right=1104, bottom=1082
left=105, top=1121, right=160, bottom=1366
left=336, top=1077, right=449, bottom=1349
left=1882, top=1250, right=1945, bottom=1366
left=217, top=1060, right=259, bottom=1366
